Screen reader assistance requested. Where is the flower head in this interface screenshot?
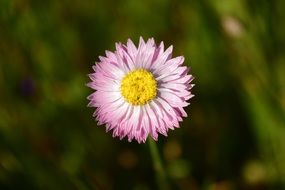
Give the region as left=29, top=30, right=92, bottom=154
left=87, top=37, right=194, bottom=143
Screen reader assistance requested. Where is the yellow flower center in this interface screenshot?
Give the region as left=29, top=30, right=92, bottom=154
left=120, top=69, right=157, bottom=105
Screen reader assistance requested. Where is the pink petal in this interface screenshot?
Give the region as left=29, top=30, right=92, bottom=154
left=151, top=45, right=173, bottom=71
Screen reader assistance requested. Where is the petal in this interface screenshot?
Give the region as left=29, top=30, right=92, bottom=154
left=151, top=45, right=173, bottom=71
left=88, top=91, right=121, bottom=105
left=153, top=56, right=184, bottom=76
left=126, top=39, right=138, bottom=61
left=158, top=90, right=189, bottom=107
left=154, top=97, right=180, bottom=129
left=86, top=80, right=119, bottom=92
left=114, top=46, right=130, bottom=73
left=145, top=103, right=160, bottom=136
left=140, top=38, right=156, bottom=69
left=116, top=43, right=136, bottom=71
left=93, top=61, right=125, bottom=81
left=151, top=41, right=164, bottom=64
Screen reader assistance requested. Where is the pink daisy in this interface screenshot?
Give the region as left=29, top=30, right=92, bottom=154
left=87, top=37, right=194, bottom=143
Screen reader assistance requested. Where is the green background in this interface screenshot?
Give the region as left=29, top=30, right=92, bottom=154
left=0, top=0, right=285, bottom=189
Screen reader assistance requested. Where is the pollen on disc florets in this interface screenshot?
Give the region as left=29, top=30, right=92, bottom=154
left=120, top=69, right=157, bottom=105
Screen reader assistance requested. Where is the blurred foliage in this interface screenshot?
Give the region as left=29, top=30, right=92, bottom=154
left=0, top=0, right=285, bottom=189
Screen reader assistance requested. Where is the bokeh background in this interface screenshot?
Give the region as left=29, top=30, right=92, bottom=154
left=1, top=0, right=285, bottom=189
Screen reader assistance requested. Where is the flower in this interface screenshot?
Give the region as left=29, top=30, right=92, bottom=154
left=87, top=37, right=194, bottom=143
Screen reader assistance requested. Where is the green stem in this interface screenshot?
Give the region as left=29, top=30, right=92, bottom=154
left=148, top=138, right=169, bottom=190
